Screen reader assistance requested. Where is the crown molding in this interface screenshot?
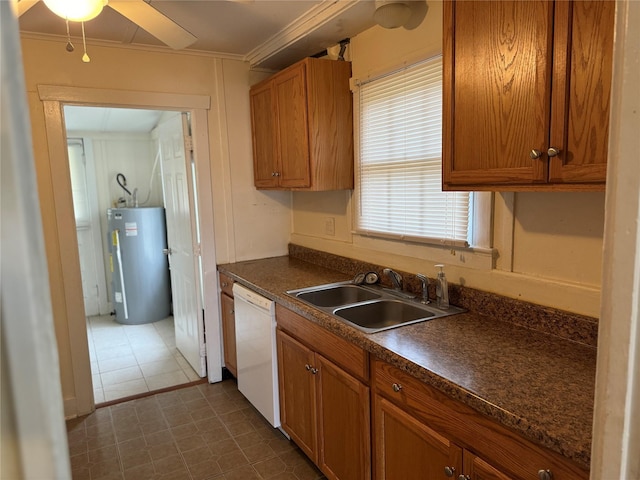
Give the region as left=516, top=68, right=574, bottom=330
left=244, top=0, right=360, bottom=68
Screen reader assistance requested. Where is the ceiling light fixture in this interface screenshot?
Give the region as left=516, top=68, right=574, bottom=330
left=43, top=0, right=107, bottom=22
left=373, top=1, right=412, bottom=29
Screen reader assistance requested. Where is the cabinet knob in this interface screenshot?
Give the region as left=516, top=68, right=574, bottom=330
left=444, top=466, right=456, bottom=477
left=458, top=476, right=471, bottom=480
left=529, top=149, right=543, bottom=159
left=305, top=364, right=312, bottom=371
left=229, top=309, right=234, bottom=314
left=392, top=383, right=403, bottom=392
left=221, top=282, right=228, bottom=287
left=538, top=469, right=553, bottom=480
left=274, top=172, right=281, bottom=177
left=547, top=147, right=561, bottom=157
left=310, top=367, right=318, bottom=375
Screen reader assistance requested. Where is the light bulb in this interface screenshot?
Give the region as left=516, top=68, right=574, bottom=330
left=43, top=0, right=107, bottom=22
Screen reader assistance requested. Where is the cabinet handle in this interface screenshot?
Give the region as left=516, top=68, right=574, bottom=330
left=458, top=476, right=471, bottom=480
left=444, top=466, right=456, bottom=477
left=274, top=172, right=281, bottom=177
left=310, top=367, right=318, bottom=375
left=529, top=149, right=543, bottom=159
left=392, top=383, right=403, bottom=392
left=547, top=147, right=561, bottom=157
left=305, top=364, right=312, bottom=371
left=538, top=469, right=553, bottom=480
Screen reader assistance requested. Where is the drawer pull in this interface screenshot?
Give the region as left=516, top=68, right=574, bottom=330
left=392, top=383, right=403, bottom=392
left=444, top=466, right=455, bottom=477
left=538, top=470, right=553, bottom=480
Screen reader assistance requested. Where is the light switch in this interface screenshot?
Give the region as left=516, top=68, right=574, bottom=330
left=324, top=217, right=335, bottom=236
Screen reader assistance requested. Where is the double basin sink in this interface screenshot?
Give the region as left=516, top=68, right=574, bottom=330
left=287, top=282, right=464, bottom=333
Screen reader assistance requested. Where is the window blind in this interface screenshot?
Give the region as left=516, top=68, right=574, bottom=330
left=356, top=56, right=471, bottom=246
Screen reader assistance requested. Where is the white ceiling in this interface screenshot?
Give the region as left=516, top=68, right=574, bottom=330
left=64, top=106, right=165, bottom=133
left=17, top=0, right=381, bottom=70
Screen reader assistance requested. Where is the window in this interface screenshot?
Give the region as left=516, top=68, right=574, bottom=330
left=356, top=55, right=472, bottom=247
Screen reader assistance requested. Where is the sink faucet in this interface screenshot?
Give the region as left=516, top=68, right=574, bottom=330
left=383, top=268, right=403, bottom=291
left=416, top=273, right=430, bottom=304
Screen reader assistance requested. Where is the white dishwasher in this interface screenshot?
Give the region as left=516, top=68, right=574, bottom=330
left=232, top=283, right=280, bottom=428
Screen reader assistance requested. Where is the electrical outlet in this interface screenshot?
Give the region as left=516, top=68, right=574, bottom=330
left=324, top=217, right=335, bottom=236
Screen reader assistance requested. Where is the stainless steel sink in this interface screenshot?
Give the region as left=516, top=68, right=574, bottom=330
left=295, top=284, right=381, bottom=307
left=334, top=300, right=436, bottom=333
left=287, top=281, right=465, bottom=333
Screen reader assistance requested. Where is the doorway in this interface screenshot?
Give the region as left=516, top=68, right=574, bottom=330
left=64, top=105, right=204, bottom=403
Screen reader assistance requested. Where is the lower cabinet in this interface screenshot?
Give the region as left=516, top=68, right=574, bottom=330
left=374, top=395, right=462, bottom=479
left=372, top=357, right=588, bottom=480
left=220, top=292, right=237, bottom=377
left=276, top=305, right=371, bottom=480
left=219, top=272, right=236, bottom=377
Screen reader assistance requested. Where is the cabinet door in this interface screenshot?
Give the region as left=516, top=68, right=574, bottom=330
left=276, top=329, right=318, bottom=462
left=548, top=0, right=614, bottom=184
left=250, top=81, right=279, bottom=188
left=463, top=451, right=514, bottom=480
left=316, top=354, right=370, bottom=480
left=374, top=395, right=462, bottom=480
left=273, top=63, right=311, bottom=188
left=443, top=0, right=553, bottom=187
left=220, top=293, right=237, bottom=377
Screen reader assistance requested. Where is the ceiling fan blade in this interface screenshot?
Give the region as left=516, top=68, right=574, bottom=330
left=108, top=0, right=197, bottom=50
left=17, top=0, right=40, bottom=17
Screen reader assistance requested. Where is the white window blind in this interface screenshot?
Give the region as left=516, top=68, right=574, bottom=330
left=356, top=56, right=471, bottom=247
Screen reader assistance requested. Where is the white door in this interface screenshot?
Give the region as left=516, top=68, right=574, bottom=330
left=155, top=113, right=206, bottom=376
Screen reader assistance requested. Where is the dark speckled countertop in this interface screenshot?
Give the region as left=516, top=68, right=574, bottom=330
left=218, top=256, right=596, bottom=470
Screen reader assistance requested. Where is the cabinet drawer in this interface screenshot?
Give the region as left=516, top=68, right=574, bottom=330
left=276, top=304, right=368, bottom=382
left=372, top=357, right=588, bottom=480
left=219, top=272, right=234, bottom=297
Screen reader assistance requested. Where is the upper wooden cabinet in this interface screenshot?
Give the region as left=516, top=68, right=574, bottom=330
left=250, top=57, right=354, bottom=191
left=442, top=0, right=614, bottom=191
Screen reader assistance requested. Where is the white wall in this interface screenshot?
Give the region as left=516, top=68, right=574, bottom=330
left=291, top=1, right=604, bottom=317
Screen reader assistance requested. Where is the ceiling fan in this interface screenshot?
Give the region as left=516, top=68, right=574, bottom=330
left=16, top=0, right=197, bottom=50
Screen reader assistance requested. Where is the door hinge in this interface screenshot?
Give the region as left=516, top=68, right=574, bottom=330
left=184, top=135, right=194, bottom=152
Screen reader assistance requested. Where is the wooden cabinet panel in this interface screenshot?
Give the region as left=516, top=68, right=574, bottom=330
left=374, top=394, right=462, bottom=480
left=220, top=293, right=237, bottom=377
left=317, top=354, right=370, bottom=480
left=275, top=304, right=368, bottom=382
left=250, top=57, right=353, bottom=191
left=276, top=307, right=370, bottom=479
left=444, top=0, right=552, bottom=186
left=250, top=82, right=278, bottom=188
left=548, top=0, right=614, bottom=183
left=372, top=357, right=588, bottom=480
left=443, top=0, right=613, bottom=191
left=276, top=329, right=318, bottom=462
left=274, top=63, right=311, bottom=188
left=464, top=452, right=514, bottom=480
left=218, top=272, right=234, bottom=297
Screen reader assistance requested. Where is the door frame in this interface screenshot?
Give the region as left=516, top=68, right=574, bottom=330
left=38, top=85, right=223, bottom=416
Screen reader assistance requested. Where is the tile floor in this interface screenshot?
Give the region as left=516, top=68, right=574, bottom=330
left=67, top=380, right=326, bottom=480
left=87, top=315, right=200, bottom=403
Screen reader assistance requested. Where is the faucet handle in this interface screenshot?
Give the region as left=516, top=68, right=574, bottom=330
left=416, top=273, right=430, bottom=304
